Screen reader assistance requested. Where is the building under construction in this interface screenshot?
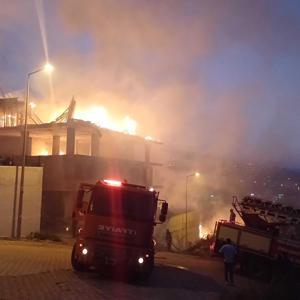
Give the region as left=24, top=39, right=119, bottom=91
left=0, top=97, right=161, bottom=234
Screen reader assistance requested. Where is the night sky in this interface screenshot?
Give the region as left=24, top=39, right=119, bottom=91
left=1, top=0, right=300, bottom=167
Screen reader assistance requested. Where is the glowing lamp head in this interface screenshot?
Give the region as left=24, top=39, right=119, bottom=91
left=82, top=248, right=88, bottom=255
left=195, top=172, right=200, bottom=177
left=43, top=63, right=54, bottom=73
left=103, top=179, right=122, bottom=187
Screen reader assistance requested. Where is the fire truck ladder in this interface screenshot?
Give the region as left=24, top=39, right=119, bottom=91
left=232, top=196, right=244, bottom=220
left=233, top=196, right=300, bottom=226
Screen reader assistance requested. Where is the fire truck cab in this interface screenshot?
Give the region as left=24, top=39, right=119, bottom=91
left=71, top=179, right=168, bottom=280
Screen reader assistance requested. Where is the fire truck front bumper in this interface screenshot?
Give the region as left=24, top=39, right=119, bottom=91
left=93, top=243, right=154, bottom=269
left=75, top=239, right=154, bottom=270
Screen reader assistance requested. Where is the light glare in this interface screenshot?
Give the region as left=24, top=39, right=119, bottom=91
left=138, top=257, right=144, bottom=264
left=44, top=63, right=54, bottom=73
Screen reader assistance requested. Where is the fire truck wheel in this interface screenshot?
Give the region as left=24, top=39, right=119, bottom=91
left=71, top=244, right=87, bottom=272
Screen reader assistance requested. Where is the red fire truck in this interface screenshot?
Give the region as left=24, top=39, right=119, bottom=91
left=71, top=179, right=168, bottom=280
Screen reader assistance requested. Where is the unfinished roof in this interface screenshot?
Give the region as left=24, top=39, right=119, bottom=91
left=0, top=119, right=101, bottom=137
left=0, top=97, right=22, bottom=107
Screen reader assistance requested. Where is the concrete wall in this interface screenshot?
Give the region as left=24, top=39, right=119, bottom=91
left=0, top=166, right=43, bottom=237
left=167, top=211, right=200, bottom=250
left=99, top=130, right=144, bottom=161
left=21, top=155, right=148, bottom=234
left=0, top=136, right=21, bottom=156
left=26, top=155, right=147, bottom=191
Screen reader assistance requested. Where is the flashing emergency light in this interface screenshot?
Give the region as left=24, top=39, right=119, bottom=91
left=103, top=179, right=122, bottom=187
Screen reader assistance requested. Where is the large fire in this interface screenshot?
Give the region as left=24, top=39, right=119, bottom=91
left=30, top=103, right=144, bottom=156
left=74, top=106, right=137, bottom=135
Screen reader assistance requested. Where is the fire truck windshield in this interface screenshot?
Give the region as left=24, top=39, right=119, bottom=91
left=89, top=186, right=156, bottom=221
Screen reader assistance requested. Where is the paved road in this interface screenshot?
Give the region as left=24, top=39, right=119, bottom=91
left=0, top=240, right=232, bottom=300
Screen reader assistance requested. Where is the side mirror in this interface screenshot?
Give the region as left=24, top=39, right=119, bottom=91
left=161, top=202, right=168, bottom=215
left=159, top=202, right=168, bottom=223
left=159, top=214, right=167, bottom=223
left=76, top=189, right=84, bottom=209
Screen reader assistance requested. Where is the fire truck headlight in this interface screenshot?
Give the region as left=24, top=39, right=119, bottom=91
left=82, top=248, right=88, bottom=255
left=138, top=257, right=144, bottom=264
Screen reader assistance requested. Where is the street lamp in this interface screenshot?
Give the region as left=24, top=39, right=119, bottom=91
left=16, top=63, right=54, bottom=239
left=185, top=172, right=200, bottom=248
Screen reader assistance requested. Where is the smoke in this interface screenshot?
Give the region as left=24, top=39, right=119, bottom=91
left=51, top=0, right=300, bottom=165
left=2, top=0, right=300, bottom=162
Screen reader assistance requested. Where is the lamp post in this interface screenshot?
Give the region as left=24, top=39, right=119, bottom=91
left=16, top=63, right=54, bottom=239
left=185, top=172, right=200, bottom=248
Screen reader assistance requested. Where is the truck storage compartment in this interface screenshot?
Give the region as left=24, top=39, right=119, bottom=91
left=239, top=231, right=271, bottom=254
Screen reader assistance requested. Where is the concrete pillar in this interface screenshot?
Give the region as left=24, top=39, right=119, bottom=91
left=52, top=135, right=60, bottom=155
left=66, top=127, right=75, bottom=155
left=91, top=133, right=100, bottom=156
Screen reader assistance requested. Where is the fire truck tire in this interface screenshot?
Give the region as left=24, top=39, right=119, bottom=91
left=242, top=255, right=270, bottom=280
left=71, top=245, right=87, bottom=272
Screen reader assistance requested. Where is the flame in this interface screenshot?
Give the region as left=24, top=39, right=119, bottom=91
left=145, top=136, right=153, bottom=141
left=198, top=224, right=209, bottom=239
left=39, top=149, right=49, bottom=156
left=29, top=102, right=36, bottom=109
left=74, top=105, right=137, bottom=135
left=123, top=116, right=137, bottom=135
